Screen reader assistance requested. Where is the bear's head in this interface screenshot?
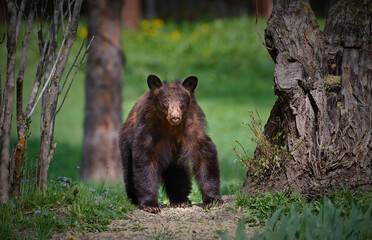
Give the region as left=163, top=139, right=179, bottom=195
left=147, top=74, right=198, bottom=126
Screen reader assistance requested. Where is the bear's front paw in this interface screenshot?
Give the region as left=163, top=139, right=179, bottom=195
left=139, top=204, right=161, bottom=213
left=170, top=199, right=192, bottom=208
left=203, top=197, right=223, bottom=209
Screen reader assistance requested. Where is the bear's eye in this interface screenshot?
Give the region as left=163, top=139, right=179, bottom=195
left=179, top=100, right=184, bottom=108
left=162, top=99, right=169, bottom=107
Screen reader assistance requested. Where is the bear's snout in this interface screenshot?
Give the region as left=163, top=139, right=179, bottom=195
left=170, top=114, right=181, bottom=125
left=167, top=103, right=182, bottom=126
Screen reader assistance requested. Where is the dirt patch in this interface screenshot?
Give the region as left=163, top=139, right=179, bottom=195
left=53, top=195, right=259, bottom=239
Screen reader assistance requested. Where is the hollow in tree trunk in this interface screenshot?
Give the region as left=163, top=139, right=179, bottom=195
left=242, top=0, right=371, bottom=198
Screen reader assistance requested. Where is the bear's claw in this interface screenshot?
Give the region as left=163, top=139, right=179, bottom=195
left=140, top=205, right=161, bottom=213
left=170, top=199, right=192, bottom=208
left=203, top=197, right=223, bottom=209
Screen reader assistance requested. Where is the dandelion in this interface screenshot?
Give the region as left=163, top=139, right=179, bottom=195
left=152, top=18, right=164, bottom=28
left=171, top=30, right=180, bottom=40
left=78, top=27, right=88, bottom=38
left=201, top=23, right=209, bottom=32
left=69, top=235, right=75, bottom=239
left=35, top=210, right=41, bottom=215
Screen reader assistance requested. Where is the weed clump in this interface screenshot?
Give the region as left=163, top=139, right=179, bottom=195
left=234, top=110, right=293, bottom=178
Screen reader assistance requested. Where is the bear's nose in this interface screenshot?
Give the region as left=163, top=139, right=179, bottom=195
left=171, top=115, right=180, bottom=124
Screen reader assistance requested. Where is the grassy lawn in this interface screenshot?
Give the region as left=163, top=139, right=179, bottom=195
left=1, top=15, right=276, bottom=185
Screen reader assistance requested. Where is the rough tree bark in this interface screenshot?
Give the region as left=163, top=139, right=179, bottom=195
left=0, top=0, right=18, bottom=204
left=82, top=0, right=124, bottom=181
left=37, top=0, right=83, bottom=190
left=122, top=0, right=141, bottom=30
left=242, top=0, right=371, bottom=198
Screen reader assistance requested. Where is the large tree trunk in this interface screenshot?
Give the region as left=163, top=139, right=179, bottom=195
left=82, top=0, right=124, bottom=181
left=122, top=0, right=141, bottom=30
left=242, top=0, right=371, bottom=198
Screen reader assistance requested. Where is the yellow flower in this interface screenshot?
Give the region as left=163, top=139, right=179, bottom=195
left=201, top=23, right=209, bottom=32
left=78, top=27, right=88, bottom=38
left=69, top=235, right=75, bottom=240
left=152, top=19, right=164, bottom=28
left=171, top=31, right=180, bottom=40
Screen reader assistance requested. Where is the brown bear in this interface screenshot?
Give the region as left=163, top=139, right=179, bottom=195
left=119, top=74, right=222, bottom=213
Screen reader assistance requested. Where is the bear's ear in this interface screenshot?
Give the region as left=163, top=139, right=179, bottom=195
left=182, top=76, right=198, bottom=93
left=147, top=75, right=163, bottom=91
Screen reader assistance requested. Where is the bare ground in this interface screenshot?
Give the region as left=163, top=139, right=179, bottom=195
left=53, top=195, right=259, bottom=240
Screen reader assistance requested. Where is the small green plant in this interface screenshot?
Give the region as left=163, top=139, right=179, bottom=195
left=236, top=188, right=307, bottom=226
left=253, top=198, right=372, bottom=240
left=217, top=217, right=248, bottom=240
left=234, top=110, right=291, bottom=178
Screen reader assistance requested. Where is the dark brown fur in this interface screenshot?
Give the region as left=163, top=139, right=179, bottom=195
left=119, top=75, right=222, bottom=213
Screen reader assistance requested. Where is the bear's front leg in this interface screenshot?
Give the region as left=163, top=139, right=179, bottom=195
left=132, top=154, right=161, bottom=213
left=192, top=137, right=223, bottom=209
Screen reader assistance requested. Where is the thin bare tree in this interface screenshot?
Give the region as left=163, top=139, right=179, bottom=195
left=0, top=0, right=85, bottom=203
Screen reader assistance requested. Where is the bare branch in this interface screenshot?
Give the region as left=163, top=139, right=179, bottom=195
left=59, top=38, right=85, bottom=94
left=15, top=0, right=27, bottom=42
left=57, top=36, right=94, bottom=114
left=17, top=7, right=34, bottom=84
left=67, top=0, right=72, bottom=22
left=27, top=38, right=66, bottom=119
left=25, top=28, right=51, bottom=116
left=60, top=0, right=65, bottom=34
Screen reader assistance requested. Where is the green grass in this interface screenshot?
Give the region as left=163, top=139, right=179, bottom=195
left=0, top=178, right=135, bottom=239
left=217, top=189, right=372, bottom=240
left=236, top=188, right=372, bottom=227
left=0, top=15, right=275, bottom=185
